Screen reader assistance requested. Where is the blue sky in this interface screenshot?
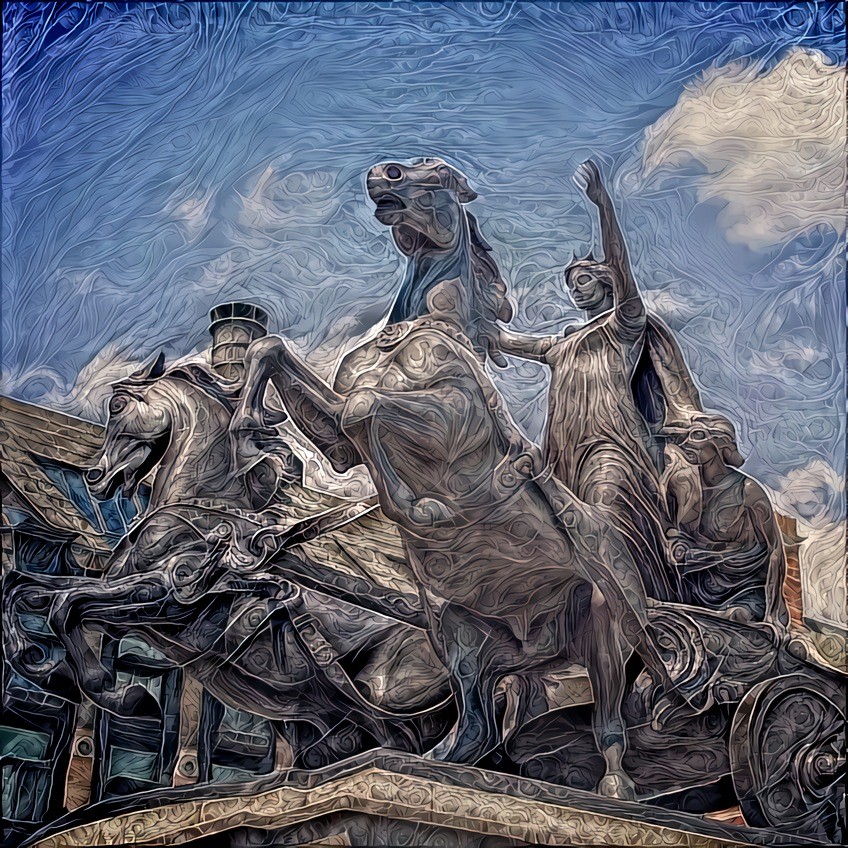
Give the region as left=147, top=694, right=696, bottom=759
left=2, top=2, right=845, bottom=618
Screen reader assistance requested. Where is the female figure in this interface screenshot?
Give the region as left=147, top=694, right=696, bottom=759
left=661, top=415, right=790, bottom=628
left=498, top=161, right=701, bottom=602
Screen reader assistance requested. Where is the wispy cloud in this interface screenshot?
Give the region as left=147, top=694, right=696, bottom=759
left=637, top=48, right=845, bottom=250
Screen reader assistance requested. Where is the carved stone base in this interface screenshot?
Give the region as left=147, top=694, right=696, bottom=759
left=28, top=752, right=822, bottom=848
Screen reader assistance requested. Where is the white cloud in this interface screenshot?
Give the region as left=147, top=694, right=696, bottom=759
left=1, top=344, right=142, bottom=421
left=168, top=191, right=214, bottom=240
left=43, top=343, right=147, bottom=420
left=237, top=164, right=340, bottom=231
left=640, top=288, right=701, bottom=322
left=766, top=458, right=845, bottom=628
left=797, top=521, right=846, bottom=630
left=18, top=343, right=211, bottom=422
left=637, top=48, right=845, bottom=250
left=768, top=457, right=844, bottom=530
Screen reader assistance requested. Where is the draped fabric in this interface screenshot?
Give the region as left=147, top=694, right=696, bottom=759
left=545, top=318, right=677, bottom=602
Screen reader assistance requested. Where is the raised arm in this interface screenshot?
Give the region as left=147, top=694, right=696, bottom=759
left=575, top=161, right=645, bottom=341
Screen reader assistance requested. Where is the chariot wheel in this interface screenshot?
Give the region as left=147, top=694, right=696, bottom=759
left=730, top=671, right=845, bottom=842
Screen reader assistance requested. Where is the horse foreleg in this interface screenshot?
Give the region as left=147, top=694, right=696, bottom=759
left=48, top=572, right=172, bottom=715
left=235, top=335, right=361, bottom=473
left=583, top=587, right=637, bottom=801
left=4, top=576, right=84, bottom=702
left=424, top=603, right=503, bottom=764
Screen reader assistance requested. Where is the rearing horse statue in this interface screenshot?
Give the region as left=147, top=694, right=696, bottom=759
left=230, top=157, right=703, bottom=799
left=4, top=356, right=453, bottom=767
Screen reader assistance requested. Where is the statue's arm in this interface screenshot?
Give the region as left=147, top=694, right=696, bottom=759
left=661, top=444, right=701, bottom=528
left=577, top=161, right=645, bottom=342
left=747, top=479, right=790, bottom=629
left=496, top=327, right=561, bottom=363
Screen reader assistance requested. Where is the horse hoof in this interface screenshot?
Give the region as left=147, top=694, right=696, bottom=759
left=598, top=772, right=637, bottom=801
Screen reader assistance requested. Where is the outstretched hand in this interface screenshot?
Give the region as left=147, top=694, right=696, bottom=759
left=572, top=160, right=604, bottom=202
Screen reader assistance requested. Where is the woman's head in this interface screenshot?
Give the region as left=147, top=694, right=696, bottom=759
left=564, top=258, right=616, bottom=314
left=665, top=414, right=745, bottom=468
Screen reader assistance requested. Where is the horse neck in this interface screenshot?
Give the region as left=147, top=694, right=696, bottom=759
left=389, top=221, right=474, bottom=324
left=148, top=383, right=239, bottom=510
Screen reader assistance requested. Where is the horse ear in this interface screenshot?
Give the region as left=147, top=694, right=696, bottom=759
left=453, top=171, right=478, bottom=203
left=129, top=350, right=166, bottom=382
left=437, top=162, right=478, bottom=203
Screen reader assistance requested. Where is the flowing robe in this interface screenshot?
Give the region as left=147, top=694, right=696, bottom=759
left=544, top=312, right=680, bottom=601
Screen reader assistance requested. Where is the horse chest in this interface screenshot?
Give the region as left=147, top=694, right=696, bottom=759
left=345, top=340, right=485, bottom=440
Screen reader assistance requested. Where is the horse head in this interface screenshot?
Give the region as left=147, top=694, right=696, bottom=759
left=86, top=352, right=300, bottom=511
left=367, top=157, right=512, bottom=364
left=85, top=352, right=173, bottom=500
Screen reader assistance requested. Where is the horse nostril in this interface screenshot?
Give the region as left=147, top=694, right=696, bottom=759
left=85, top=467, right=104, bottom=484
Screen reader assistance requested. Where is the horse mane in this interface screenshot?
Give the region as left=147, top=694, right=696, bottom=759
left=465, top=210, right=513, bottom=365
left=466, top=210, right=513, bottom=325
left=164, top=363, right=241, bottom=411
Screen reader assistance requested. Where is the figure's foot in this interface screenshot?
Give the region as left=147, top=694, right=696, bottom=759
left=598, top=770, right=637, bottom=801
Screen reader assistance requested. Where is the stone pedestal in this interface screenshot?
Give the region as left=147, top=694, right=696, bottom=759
left=29, top=752, right=819, bottom=848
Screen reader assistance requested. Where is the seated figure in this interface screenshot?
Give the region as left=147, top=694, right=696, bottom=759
left=661, top=414, right=790, bottom=629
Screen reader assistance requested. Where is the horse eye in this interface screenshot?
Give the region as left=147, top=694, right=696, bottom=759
left=109, top=395, right=129, bottom=415
left=385, top=164, right=403, bottom=181
left=690, top=428, right=708, bottom=441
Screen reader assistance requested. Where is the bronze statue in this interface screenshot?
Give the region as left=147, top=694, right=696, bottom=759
left=661, top=414, right=790, bottom=628
left=497, top=160, right=703, bottom=603
left=231, top=157, right=702, bottom=800
left=3, top=157, right=844, bottom=845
